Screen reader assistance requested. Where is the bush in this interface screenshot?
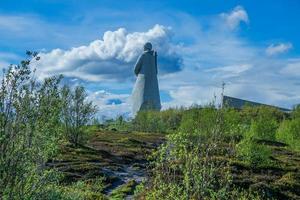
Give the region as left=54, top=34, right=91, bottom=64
left=132, top=110, right=165, bottom=132
left=139, top=107, right=249, bottom=199
left=236, top=110, right=276, bottom=167
left=236, top=138, right=272, bottom=167
left=291, top=105, right=300, bottom=119
left=240, top=106, right=285, bottom=125
left=179, top=106, right=219, bottom=137
left=159, top=108, right=183, bottom=131
left=44, top=177, right=105, bottom=200
left=222, top=108, right=247, bottom=139
left=0, top=52, right=63, bottom=199
left=242, top=106, right=281, bottom=141
left=276, top=119, right=300, bottom=151
left=145, top=131, right=233, bottom=200
left=61, top=85, right=97, bottom=145
left=132, top=109, right=182, bottom=133
left=247, top=118, right=278, bottom=141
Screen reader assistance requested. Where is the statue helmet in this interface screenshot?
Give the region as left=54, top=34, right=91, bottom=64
left=144, top=42, right=152, bottom=51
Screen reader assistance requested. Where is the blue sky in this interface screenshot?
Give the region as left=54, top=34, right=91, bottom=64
left=1, top=0, right=300, bottom=118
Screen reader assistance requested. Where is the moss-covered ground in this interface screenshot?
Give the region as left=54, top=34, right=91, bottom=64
left=47, top=129, right=165, bottom=199
left=231, top=140, right=300, bottom=199
left=48, top=129, right=299, bottom=199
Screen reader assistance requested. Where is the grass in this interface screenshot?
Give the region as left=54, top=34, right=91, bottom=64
left=48, top=127, right=300, bottom=199
left=230, top=140, right=300, bottom=199
left=110, top=180, right=137, bottom=199
left=48, top=128, right=165, bottom=198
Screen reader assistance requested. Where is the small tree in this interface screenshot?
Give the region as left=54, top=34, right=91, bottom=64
left=61, top=85, right=97, bottom=145
left=0, top=52, right=63, bottom=199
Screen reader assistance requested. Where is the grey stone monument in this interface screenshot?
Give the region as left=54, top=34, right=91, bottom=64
left=131, top=42, right=161, bottom=115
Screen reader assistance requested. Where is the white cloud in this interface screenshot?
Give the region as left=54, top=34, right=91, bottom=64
left=166, top=85, right=222, bottom=108
left=0, top=52, right=21, bottom=69
left=221, top=6, right=249, bottom=30
left=0, top=15, right=33, bottom=32
left=266, top=43, right=293, bottom=56
left=280, top=60, right=300, bottom=76
left=205, top=64, right=252, bottom=78
left=0, top=61, right=10, bottom=69
left=35, top=24, right=182, bottom=82
left=87, top=90, right=132, bottom=120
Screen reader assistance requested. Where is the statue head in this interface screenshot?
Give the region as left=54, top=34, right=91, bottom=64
left=144, top=42, right=152, bottom=51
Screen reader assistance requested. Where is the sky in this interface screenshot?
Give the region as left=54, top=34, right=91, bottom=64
left=1, top=0, right=300, bottom=119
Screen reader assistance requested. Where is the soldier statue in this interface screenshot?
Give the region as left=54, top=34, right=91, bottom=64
left=131, top=42, right=161, bottom=115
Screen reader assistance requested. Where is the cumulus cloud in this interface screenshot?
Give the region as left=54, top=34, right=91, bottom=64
left=35, top=24, right=182, bottom=82
left=86, top=90, right=132, bottom=119
left=266, top=43, right=293, bottom=56
left=221, top=6, right=249, bottom=30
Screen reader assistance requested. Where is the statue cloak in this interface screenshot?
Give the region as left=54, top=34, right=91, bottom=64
left=131, top=50, right=161, bottom=115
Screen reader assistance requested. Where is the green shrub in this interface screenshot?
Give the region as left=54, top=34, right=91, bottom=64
left=141, top=107, right=239, bottom=199
left=236, top=110, right=276, bottom=167
left=44, top=178, right=105, bottom=200
left=0, top=53, right=64, bottom=199
left=247, top=118, right=278, bottom=141
left=132, top=109, right=182, bottom=133
left=276, top=119, right=300, bottom=151
left=159, top=108, right=183, bottom=131
left=240, top=106, right=285, bottom=125
left=61, top=85, right=97, bottom=145
left=145, top=133, right=232, bottom=200
left=242, top=106, right=281, bottom=141
left=179, top=106, right=219, bottom=137
left=236, top=138, right=272, bottom=167
left=291, top=105, right=300, bottom=120
left=222, top=108, right=247, bottom=139
left=132, top=110, right=165, bottom=132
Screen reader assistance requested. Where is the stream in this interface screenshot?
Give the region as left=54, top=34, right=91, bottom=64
left=102, top=162, right=148, bottom=199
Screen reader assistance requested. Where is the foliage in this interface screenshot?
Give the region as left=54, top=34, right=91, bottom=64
left=221, top=108, right=247, bottom=139
left=236, top=107, right=278, bottom=167
left=138, top=107, right=241, bottom=200
left=61, top=85, right=97, bottom=145
left=145, top=134, right=233, bottom=199
left=247, top=117, right=278, bottom=141
left=240, top=106, right=286, bottom=125
left=179, top=107, right=246, bottom=140
left=276, top=119, right=300, bottom=151
left=179, top=106, right=218, bottom=136
left=133, top=106, right=291, bottom=199
left=0, top=52, right=63, bottom=199
left=236, top=138, right=272, bottom=167
left=291, top=104, right=300, bottom=119
left=242, top=106, right=282, bottom=141
left=131, top=108, right=182, bottom=133
left=102, top=115, right=132, bottom=132
left=43, top=177, right=106, bottom=200
left=110, top=179, right=136, bottom=199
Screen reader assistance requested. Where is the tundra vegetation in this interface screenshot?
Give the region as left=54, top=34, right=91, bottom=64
left=0, top=54, right=299, bottom=199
